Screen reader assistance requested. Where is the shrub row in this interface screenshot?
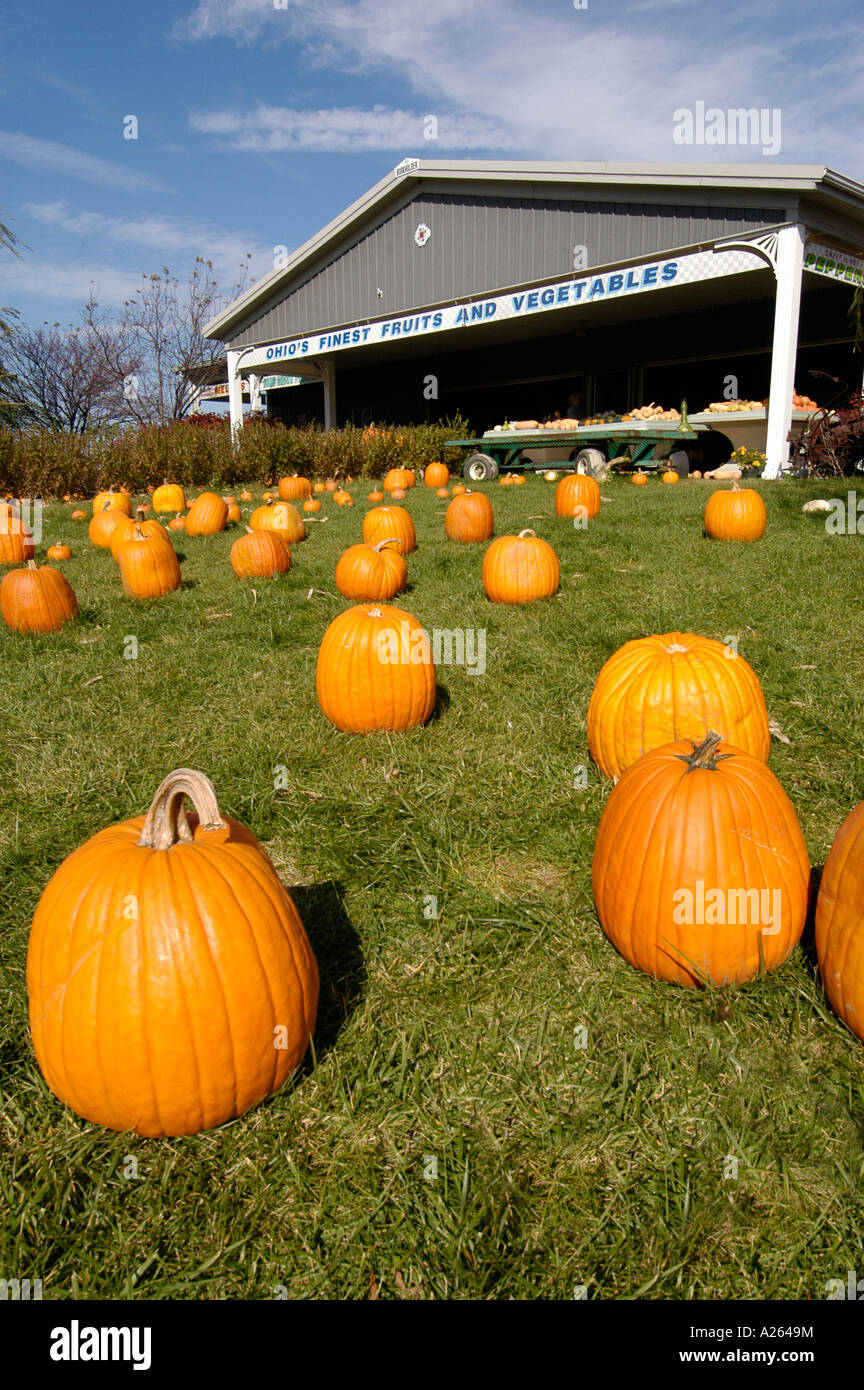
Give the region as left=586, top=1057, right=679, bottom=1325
left=0, top=414, right=472, bottom=497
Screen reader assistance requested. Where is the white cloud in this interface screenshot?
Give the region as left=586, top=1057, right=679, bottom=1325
left=21, top=200, right=272, bottom=283
left=0, top=131, right=173, bottom=194
left=188, top=103, right=518, bottom=153
left=0, top=258, right=145, bottom=306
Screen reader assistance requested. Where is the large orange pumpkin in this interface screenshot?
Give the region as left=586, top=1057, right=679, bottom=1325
left=445, top=490, right=493, bottom=542
left=362, top=505, right=416, bottom=555
left=383, top=468, right=415, bottom=492
left=0, top=515, right=35, bottom=565
left=587, top=631, right=771, bottom=779
left=482, top=529, right=560, bottom=604
left=26, top=768, right=319, bottom=1136
left=335, top=540, right=407, bottom=602
left=250, top=500, right=306, bottom=544
left=704, top=483, right=767, bottom=541
left=230, top=528, right=291, bottom=578
left=1, top=560, right=78, bottom=633
left=424, top=462, right=449, bottom=488
left=592, top=732, right=810, bottom=987
left=316, top=604, right=436, bottom=733
left=109, top=508, right=170, bottom=562
left=116, top=525, right=181, bottom=599
left=278, top=475, right=313, bottom=501
left=555, top=473, right=600, bottom=519
left=186, top=492, right=228, bottom=536
left=152, top=483, right=186, bottom=514
left=93, top=490, right=133, bottom=518
left=88, top=508, right=129, bottom=550
left=815, top=800, right=864, bottom=1043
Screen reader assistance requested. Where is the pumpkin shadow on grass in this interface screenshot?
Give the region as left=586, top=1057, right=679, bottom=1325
left=427, top=684, right=450, bottom=723
left=290, top=879, right=365, bottom=1064
left=797, top=864, right=822, bottom=974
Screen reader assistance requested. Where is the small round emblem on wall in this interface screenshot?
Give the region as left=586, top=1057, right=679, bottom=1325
left=414, top=223, right=431, bottom=247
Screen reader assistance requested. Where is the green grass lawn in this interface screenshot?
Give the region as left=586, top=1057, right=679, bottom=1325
left=2, top=473, right=864, bottom=1301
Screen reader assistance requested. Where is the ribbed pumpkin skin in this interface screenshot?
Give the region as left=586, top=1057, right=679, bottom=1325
left=93, top=491, right=133, bottom=517
left=316, top=603, right=436, bottom=732
left=230, top=529, right=290, bottom=578
left=0, top=516, right=35, bottom=564
left=89, top=508, right=128, bottom=549
left=47, top=544, right=72, bottom=561
left=592, top=737, right=810, bottom=987
left=26, top=775, right=319, bottom=1136
left=186, top=492, right=228, bottom=537
left=250, top=501, right=306, bottom=544
left=555, top=474, right=600, bottom=518
left=815, top=801, right=864, bottom=1042
left=482, top=531, right=560, bottom=603
left=587, top=631, right=770, bottom=779
left=117, top=530, right=181, bottom=598
left=278, top=475, right=312, bottom=501
left=152, top=484, right=186, bottom=514
left=445, top=491, right=494, bottom=542
left=362, top=505, right=416, bottom=555
left=1, top=563, right=78, bottom=633
left=383, top=468, right=415, bottom=492
left=335, top=540, right=407, bottom=601
left=110, top=513, right=169, bottom=561
left=424, top=462, right=449, bottom=488
left=705, top=487, right=767, bottom=541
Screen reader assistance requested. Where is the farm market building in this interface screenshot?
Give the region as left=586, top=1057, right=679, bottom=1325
left=203, top=160, right=864, bottom=478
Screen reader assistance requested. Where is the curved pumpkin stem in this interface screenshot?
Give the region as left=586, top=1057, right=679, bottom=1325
left=373, top=538, right=400, bottom=552
left=518, top=529, right=537, bottom=538
left=676, top=730, right=733, bottom=773
left=137, top=768, right=226, bottom=849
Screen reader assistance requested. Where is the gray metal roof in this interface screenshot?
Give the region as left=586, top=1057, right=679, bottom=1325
left=205, top=160, right=864, bottom=340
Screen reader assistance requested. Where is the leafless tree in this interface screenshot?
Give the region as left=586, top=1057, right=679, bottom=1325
left=1, top=320, right=134, bottom=432
left=0, top=214, right=27, bottom=427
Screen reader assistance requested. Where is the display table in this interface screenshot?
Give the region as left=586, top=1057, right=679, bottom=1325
left=687, top=409, right=813, bottom=453
left=446, top=421, right=699, bottom=479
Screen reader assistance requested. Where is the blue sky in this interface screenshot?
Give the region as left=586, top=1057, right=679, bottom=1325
left=1, top=0, right=863, bottom=330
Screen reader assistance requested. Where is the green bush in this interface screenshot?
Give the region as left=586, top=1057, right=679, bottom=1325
left=0, top=413, right=472, bottom=497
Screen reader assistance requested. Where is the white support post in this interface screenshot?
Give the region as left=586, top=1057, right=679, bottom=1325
left=763, top=225, right=806, bottom=479
left=187, top=384, right=203, bottom=417
left=320, top=360, right=337, bottom=428
left=226, top=348, right=243, bottom=442
left=248, top=372, right=261, bottom=414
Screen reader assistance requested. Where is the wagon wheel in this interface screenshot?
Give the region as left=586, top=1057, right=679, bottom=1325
left=463, top=452, right=500, bottom=481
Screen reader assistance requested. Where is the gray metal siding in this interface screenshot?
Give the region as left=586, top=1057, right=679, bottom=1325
left=228, top=192, right=784, bottom=348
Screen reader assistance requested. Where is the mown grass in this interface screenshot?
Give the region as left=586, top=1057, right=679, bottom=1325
left=1, top=473, right=864, bottom=1301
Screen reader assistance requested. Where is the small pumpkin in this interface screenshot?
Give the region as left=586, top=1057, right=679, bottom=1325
left=47, top=544, right=72, bottom=562
left=632, top=472, right=647, bottom=485
left=230, top=527, right=290, bottom=579
left=362, top=505, right=416, bottom=555
left=587, top=631, right=771, bottom=779
left=26, top=768, right=319, bottom=1136
left=390, top=487, right=406, bottom=500
left=278, top=475, right=313, bottom=501
left=424, top=462, right=449, bottom=488
left=555, top=473, right=600, bottom=519
left=661, top=468, right=679, bottom=485
left=0, top=515, right=35, bottom=565
left=303, top=498, right=322, bottom=513
left=226, top=502, right=243, bottom=524
left=169, top=514, right=187, bottom=532
left=335, top=539, right=407, bottom=602
left=152, top=486, right=186, bottom=514
left=512, top=474, right=526, bottom=486
left=240, top=489, right=254, bottom=502
left=186, top=492, right=229, bottom=537
left=250, top=500, right=306, bottom=544
left=116, top=525, right=181, bottom=599
left=592, top=732, right=810, bottom=987
left=333, top=490, right=353, bottom=506
left=313, top=482, right=327, bottom=494
left=482, top=529, right=560, bottom=604
left=368, top=490, right=385, bottom=503
left=435, top=487, right=449, bottom=499
left=316, top=604, right=435, bottom=733
left=815, top=800, right=864, bottom=1043
left=324, top=480, right=339, bottom=493
left=71, top=509, right=87, bottom=521
left=691, top=470, right=703, bottom=479
left=445, top=490, right=494, bottom=542
left=704, top=482, right=767, bottom=541
left=1, top=559, right=78, bottom=633
left=451, top=483, right=467, bottom=497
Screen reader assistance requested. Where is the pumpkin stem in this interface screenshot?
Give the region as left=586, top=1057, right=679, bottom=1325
left=373, top=538, right=400, bottom=552
left=137, top=769, right=227, bottom=850
left=676, top=730, right=733, bottom=773
left=26, top=559, right=37, bottom=570
left=135, top=505, right=147, bottom=520
left=518, top=529, right=536, bottom=538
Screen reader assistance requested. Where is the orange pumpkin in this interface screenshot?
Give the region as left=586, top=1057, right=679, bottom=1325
left=362, top=505, right=416, bottom=556
left=592, top=732, right=810, bottom=987
left=512, top=474, right=526, bottom=486
left=335, top=539, right=407, bottom=602
left=555, top=473, right=600, bottom=519
left=451, top=483, right=467, bottom=497
left=71, top=509, right=87, bottom=520
left=587, top=631, right=771, bottom=780
left=152, top=484, right=186, bottom=513
left=47, top=544, right=72, bottom=562
left=88, top=508, right=128, bottom=550
left=424, top=462, right=449, bottom=488
left=230, top=527, right=291, bottom=578
left=93, top=490, right=133, bottom=517
left=482, top=529, right=560, bottom=604
left=632, top=472, right=647, bottom=485
left=26, top=768, right=319, bottom=1136
left=390, top=487, right=406, bottom=500
left=250, top=500, right=306, bottom=544
left=324, top=480, right=339, bottom=493
left=186, top=492, right=228, bottom=536
left=303, top=498, right=322, bottom=512
left=316, top=604, right=435, bottom=732
left=383, top=468, right=415, bottom=492
left=116, top=525, right=181, bottom=599
left=110, top=509, right=170, bottom=562
left=278, top=475, right=312, bottom=501
left=313, top=482, right=327, bottom=494
left=435, top=487, right=449, bottom=499
left=816, top=800, right=864, bottom=1043
left=661, top=469, right=679, bottom=485
left=333, top=490, right=354, bottom=506
left=169, top=514, right=187, bottom=532
left=704, top=483, right=767, bottom=541
left=240, top=489, right=254, bottom=502
left=0, top=515, right=35, bottom=565
left=1, top=560, right=78, bottom=633
left=368, top=490, right=385, bottom=503
left=226, top=502, right=242, bottom=524
left=445, top=490, right=493, bottom=542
